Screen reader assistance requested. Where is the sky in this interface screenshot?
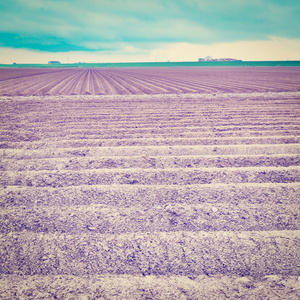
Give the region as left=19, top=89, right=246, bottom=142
left=0, top=0, right=299, bottom=63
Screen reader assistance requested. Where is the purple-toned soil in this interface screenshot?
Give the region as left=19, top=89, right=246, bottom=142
left=0, top=67, right=300, bottom=299
left=0, top=67, right=299, bottom=96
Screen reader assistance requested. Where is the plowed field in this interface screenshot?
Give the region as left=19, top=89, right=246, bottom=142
left=0, top=67, right=300, bottom=96
left=0, top=67, right=300, bottom=299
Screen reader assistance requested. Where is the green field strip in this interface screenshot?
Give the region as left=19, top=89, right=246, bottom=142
left=0, top=230, right=299, bottom=277
left=1, top=61, right=300, bottom=67
left=1, top=203, right=299, bottom=234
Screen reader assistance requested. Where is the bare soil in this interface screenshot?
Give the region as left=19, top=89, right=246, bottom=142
left=0, top=68, right=300, bottom=299
left=0, top=67, right=299, bottom=96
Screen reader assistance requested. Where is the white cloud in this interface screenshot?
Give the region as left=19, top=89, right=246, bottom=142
left=150, top=37, right=300, bottom=61
left=0, top=37, right=299, bottom=64
left=0, top=46, right=151, bottom=64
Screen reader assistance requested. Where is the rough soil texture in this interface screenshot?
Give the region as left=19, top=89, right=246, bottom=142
left=0, top=67, right=300, bottom=96
left=0, top=67, right=300, bottom=299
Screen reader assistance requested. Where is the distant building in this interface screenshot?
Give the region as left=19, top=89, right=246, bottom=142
left=198, top=56, right=213, bottom=62
left=198, top=56, right=242, bottom=62
left=48, top=61, right=61, bottom=64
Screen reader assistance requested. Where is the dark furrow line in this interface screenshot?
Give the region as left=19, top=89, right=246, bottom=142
left=2, top=182, right=299, bottom=208
left=1, top=230, right=299, bottom=277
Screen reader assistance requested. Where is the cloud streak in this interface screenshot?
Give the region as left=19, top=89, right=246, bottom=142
left=0, top=0, right=299, bottom=52
left=1, top=37, right=299, bottom=64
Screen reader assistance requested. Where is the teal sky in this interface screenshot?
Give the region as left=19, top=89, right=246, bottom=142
left=0, top=0, right=299, bottom=63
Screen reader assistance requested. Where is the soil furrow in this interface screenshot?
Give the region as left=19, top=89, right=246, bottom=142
left=2, top=144, right=298, bottom=159
left=2, top=183, right=299, bottom=208
left=1, top=203, right=299, bottom=234
left=1, top=130, right=299, bottom=143
left=0, top=70, right=299, bottom=298
left=2, top=155, right=300, bottom=172
left=46, top=70, right=82, bottom=95
left=1, top=67, right=300, bottom=96
left=1, top=230, right=299, bottom=277
left=92, top=70, right=118, bottom=94
left=1, top=136, right=299, bottom=148
left=1, top=274, right=299, bottom=299
left=2, top=167, right=299, bottom=187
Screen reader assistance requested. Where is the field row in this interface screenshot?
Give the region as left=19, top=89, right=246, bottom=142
left=2, top=154, right=299, bottom=171
left=2, top=132, right=300, bottom=146
left=1, top=230, right=299, bottom=276
left=2, top=144, right=298, bottom=160
left=2, top=182, right=299, bottom=208
left=1, top=88, right=299, bottom=298
left=1, top=274, right=299, bottom=300
left=1, top=202, right=299, bottom=234
left=0, top=67, right=300, bottom=96
left=1, top=136, right=299, bottom=149
left=2, top=167, right=299, bottom=188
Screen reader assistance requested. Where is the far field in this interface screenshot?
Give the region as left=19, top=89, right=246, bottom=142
left=0, top=66, right=299, bottom=96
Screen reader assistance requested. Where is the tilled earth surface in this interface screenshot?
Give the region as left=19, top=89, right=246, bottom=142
left=0, top=68, right=300, bottom=299
left=0, top=67, right=299, bottom=96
